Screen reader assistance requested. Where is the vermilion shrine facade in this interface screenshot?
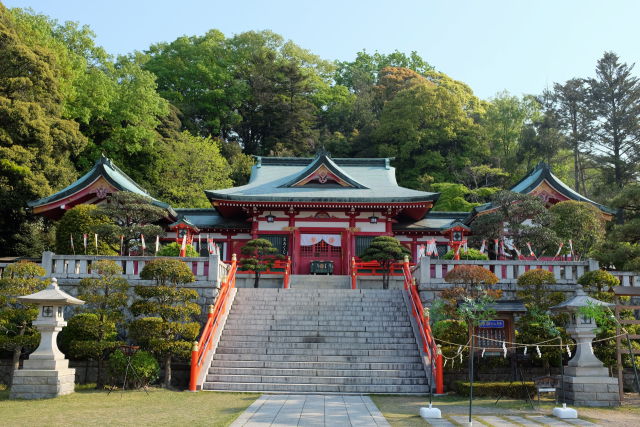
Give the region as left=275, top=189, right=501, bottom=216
left=28, top=153, right=614, bottom=275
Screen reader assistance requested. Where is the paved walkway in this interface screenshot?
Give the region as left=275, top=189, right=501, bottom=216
left=230, top=394, right=390, bottom=426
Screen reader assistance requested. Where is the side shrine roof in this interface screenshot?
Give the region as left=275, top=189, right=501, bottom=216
left=173, top=209, right=248, bottom=230
left=205, top=153, right=439, bottom=204
left=393, top=211, right=472, bottom=232
left=28, top=155, right=176, bottom=217
left=470, top=162, right=616, bottom=217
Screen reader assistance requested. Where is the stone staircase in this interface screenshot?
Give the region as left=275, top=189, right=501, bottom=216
left=204, top=288, right=429, bottom=393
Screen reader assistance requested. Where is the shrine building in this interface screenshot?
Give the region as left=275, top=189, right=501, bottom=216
left=28, top=152, right=614, bottom=275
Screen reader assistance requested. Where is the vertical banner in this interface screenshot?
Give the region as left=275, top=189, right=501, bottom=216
left=120, top=235, right=124, bottom=256
left=155, top=235, right=160, bottom=255
left=140, top=234, right=146, bottom=255
left=83, top=233, right=88, bottom=254
left=70, top=233, right=75, bottom=255
left=94, top=233, right=98, bottom=253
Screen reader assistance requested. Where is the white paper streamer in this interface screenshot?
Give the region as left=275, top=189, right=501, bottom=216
left=502, top=341, right=507, bottom=358
left=536, top=346, right=541, bottom=358
left=524, top=347, right=528, bottom=355
left=481, top=348, right=486, bottom=358
left=443, top=359, right=447, bottom=368
left=566, top=345, right=572, bottom=358
left=459, top=351, right=463, bottom=363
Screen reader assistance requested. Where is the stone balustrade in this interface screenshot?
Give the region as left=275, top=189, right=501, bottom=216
left=416, top=257, right=600, bottom=286
left=40, top=251, right=226, bottom=286
left=413, top=257, right=640, bottom=301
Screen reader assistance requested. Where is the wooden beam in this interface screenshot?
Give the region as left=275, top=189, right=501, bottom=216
left=613, top=286, right=640, bottom=296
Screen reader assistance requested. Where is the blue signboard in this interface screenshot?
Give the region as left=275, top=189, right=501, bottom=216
left=479, top=320, right=505, bottom=328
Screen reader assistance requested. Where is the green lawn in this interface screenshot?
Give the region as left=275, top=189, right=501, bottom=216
left=0, top=385, right=259, bottom=427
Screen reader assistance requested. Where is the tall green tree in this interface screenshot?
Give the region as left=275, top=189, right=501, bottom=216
left=143, top=30, right=241, bottom=139
left=374, top=71, right=487, bottom=186
left=0, top=5, right=87, bottom=253
left=482, top=91, right=539, bottom=174
left=154, top=131, right=232, bottom=207
left=589, top=51, right=640, bottom=188
left=0, top=261, right=47, bottom=387
left=548, top=79, right=594, bottom=193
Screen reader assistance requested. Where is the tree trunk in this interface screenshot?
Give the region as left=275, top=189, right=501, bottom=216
left=383, top=272, right=389, bottom=290
left=96, top=358, right=104, bottom=389
left=9, top=325, right=26, bottom=388
left=9, top=345, right=21, bottom=388
left=254, top=272, right=260, bottom=288
left=163, top=354, right=172, bottom=388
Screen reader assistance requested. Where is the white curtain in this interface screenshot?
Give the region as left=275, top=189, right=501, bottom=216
left=300, top=234, right=342, bottom=246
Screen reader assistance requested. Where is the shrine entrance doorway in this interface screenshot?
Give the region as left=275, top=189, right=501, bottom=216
left=298, top=234, right=342, bottom=275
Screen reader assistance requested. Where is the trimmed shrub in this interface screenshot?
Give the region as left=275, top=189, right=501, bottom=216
left=108, top=349, right=160, bottom=388
left=516, top=268, right=563, bottom=311
left=454, top=381, right=536, bottom=399
left=157, top=242, right=199, bottom=257
left=443, top=248, right=489, bottom=260
left=139, top=258, right=195, bottom=286
left=577, top=270, right=620, bottom=293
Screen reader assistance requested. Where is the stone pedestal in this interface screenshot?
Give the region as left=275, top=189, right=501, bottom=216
left=557, top=366, right=620, bottom=407
left=10, top=358, right=76, bottom=399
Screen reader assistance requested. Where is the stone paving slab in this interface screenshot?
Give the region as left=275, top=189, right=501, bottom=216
left=477, top=415, right=517, bottom=427
left=231, top=394, right=389, bottom=426
left=504, top=415, right=544, bottom=426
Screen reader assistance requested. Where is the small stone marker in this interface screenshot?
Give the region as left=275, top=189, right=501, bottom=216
left=10, top=278, right=84, bottom=399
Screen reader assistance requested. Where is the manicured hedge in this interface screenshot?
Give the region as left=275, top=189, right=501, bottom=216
left=454, top=381, right=537, bottom=399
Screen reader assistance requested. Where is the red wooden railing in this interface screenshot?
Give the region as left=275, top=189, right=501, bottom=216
left=283, top=257, right=291, bottom=289
left=351, top=258, right=416, bottom=289
left=189, top=255, right=238, bottom=392
left=401, top=257, right=444, bottom=394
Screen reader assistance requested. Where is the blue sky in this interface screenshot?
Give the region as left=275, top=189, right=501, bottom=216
left=5, top=0, right=639, bottom=99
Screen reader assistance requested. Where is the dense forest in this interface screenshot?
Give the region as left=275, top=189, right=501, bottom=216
left=2, top=4, right=640, bottom=259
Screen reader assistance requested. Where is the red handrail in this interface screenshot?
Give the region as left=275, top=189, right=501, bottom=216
left=351, top=257, right=357, bottom=289
left=283, top=257, right=291, bottom=289
left=402, top=257, right=443, bottom=394
left=189, top=254, right=237, bottom=391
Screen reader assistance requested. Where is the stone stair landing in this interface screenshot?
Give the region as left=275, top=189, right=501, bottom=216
left=204, top=288, right=428, bottom=393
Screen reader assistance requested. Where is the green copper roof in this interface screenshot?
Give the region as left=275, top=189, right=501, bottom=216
left=280, top=151, right=367, bottom=189
left=471, top=162, right=615, bottom=216
left=394, top=211, right=471, bottom=231
left=28, top=155, right=176, bottom=216
left=206, top=153, right=438, bottom=203
left=173, top=209, right=248, bottom=229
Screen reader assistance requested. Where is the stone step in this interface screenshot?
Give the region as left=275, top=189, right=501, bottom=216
left=208, top=367, right=426, bottom=378
left=219, top=336, right=417, bottom=344
left=221, top=324, right=414, bottom=333
left=211, top=360, right=425, bottom=371
left=230, top=306, right=406, bottom=313
left=203, top=382, right=429, bottom=393
left=217, top=341, right=419, bottom=351
left=205, top=374, right=427, bottom=385
left=223, top=320, right=411, bottom=327
left=215, top=347, right=418, bottom=357
left=220, top=329, right=415, bottom=338
left=213, top=353, right=422, bottom=363
left=227, top=314, right=408, bottom=321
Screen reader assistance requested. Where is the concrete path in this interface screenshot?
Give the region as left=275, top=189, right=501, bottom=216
left=230, top=394, right=390, bottom=426
left=429, top=414, right=599, bottom=426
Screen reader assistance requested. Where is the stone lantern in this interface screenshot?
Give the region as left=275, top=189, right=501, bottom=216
left=550, top=287, right=620, bottom=408
left=10, top=277, right=84, bottom=400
